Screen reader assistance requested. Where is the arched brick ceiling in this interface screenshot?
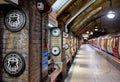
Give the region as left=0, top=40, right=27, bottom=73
left=54, top=0, right=120, bottom=38
left=57, top=0, right=90, bottom=22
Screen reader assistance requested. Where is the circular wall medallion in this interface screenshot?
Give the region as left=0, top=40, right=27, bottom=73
left=51, top=28, right=61, bottom=37
left=65, top=43, right=69, bottom=50
left=3, top=52, right=25, bottom=76
left=51, top=46, right=60, bottom=56
left=63, top=43, right=69, bottom=50
left=5, top=10, right=26, bottom=32
left=63, top=32, right=69, bottom=38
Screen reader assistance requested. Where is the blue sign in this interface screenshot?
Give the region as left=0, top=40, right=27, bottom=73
left=42, top=50, right=48, bottom=72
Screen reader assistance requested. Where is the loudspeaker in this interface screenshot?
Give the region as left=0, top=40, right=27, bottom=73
left=37, top=2, right=44, bottom=10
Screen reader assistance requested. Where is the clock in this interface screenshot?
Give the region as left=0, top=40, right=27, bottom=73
left=5, top=10, right=26, bottom=32
left=51, top=46, right=60, bottom=56
left=51, top=28, right=61, bottom=37
left=3, top=52, right=25, bottom=76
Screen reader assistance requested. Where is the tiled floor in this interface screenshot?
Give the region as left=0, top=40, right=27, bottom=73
left=65, top=44, right=120, bottom=82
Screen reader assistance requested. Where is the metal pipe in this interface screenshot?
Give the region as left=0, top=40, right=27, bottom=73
left=65, top=0, right=96, bottom=32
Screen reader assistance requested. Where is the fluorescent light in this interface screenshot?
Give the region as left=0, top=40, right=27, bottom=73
left=86, top=31, right=89, bottom=34
left=48, top=23, right=54, bottom=27
left=107, top=11, right=115, bottom=19
left=90, top=32, right=93, bottom=35
left=95, top=29, right=98, bottom=31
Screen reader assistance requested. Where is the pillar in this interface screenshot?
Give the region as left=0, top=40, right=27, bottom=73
left=0, top=0, right=50, bottom=82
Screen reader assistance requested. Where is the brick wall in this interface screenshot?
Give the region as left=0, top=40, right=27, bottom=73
left=29, top=1, right=41, bottom=82
left=0, top=0, right=29, bottom=82
left=0, top=0, right=49, bottom=82
left=42, top=13, right=49, bottom=80
left=2, top=0, right=29, bottom=82
left=0, top=11, right=3, bottom=82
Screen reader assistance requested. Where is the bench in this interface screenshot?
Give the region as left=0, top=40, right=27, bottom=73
left=66, top=58, right=70, bottom=64
left=50, top=69, right=62, bottom=82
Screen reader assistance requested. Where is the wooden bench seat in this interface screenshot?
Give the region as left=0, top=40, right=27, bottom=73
left=66, top=58, right=70, bottom=64
left=50, top=69, right=62, bottom=82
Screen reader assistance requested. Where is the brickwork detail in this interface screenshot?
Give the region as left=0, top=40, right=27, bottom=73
left=0, top=0, right=49, bottom=82
left=2, top=11, right=29, bottom=82
left=29, top=1, right=41, bottom=82
left=1, top=0, right=29, bottom=82
left=0, top=11, right=3, bottom=82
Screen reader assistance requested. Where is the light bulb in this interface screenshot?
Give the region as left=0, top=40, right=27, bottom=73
left=107, top=11, right=115, bottom=19
left=90, top=32, right=93, bottom=35
left=86, top=31, right=89, bottom=34
left=95, top=29, right=98, bottom=31
left=48, top=23, right=54, bottom=27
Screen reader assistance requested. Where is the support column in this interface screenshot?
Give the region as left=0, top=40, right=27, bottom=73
left=0, top=11, right=3, bottom=82
left=0, top=0, right=50, bottom=82
left=2, top=0, right=29, bottom=81
left=29, top=1, right=41, bottom=82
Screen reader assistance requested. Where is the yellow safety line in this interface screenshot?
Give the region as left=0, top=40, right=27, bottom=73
left=91, top=45, right=120, bottom=64
left=109, top=56, right=120, bottom=64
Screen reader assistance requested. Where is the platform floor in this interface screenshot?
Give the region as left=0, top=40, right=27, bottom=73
left=65, top=44, right=120, bottom=82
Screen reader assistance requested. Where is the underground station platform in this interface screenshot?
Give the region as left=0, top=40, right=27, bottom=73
left=0, top=0, right=120, bottom=82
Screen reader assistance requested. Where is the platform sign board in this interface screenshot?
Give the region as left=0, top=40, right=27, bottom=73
left=42, top=50, right=48, bottom=72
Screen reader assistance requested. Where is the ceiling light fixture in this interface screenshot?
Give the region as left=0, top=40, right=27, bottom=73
left=86, top=31, right=89, bottom=34
left=107, top=11, right=115, bottom=19
left=90, top=32, right=93, bottom=35
left=48, top=23, right=54, bottom=27
left=95, top=29, right=98, bottom=31
left=107, top=0, right=115, bottom=19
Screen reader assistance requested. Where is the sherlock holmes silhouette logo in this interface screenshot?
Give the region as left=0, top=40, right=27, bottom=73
left=3, top=52, right=25, bottom=76
left=5, top=10, right=26, bottom=32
